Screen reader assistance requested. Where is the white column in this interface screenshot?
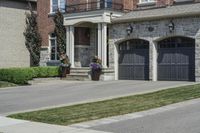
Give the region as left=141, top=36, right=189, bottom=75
left=98, top=23, right=107, bottom=68
left=66, top=26, right=75, bottom=68
left=152, top=41, right=157, bottom=81
left=98, top=23, right=102, bottom=60
left=66, top=26, right=70, bottom=58
left=69, top=26, right=75, bottom=68
left=102, top=23, right=107, bottom=68
left=114, top=43, right=119, bottom=80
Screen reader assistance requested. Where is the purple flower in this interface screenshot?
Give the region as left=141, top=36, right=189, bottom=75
left=90, top=63, right=102, bottom=71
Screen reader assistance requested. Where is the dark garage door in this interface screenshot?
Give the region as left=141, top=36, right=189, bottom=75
left=118, top=39, right=149, bottom=80
left=158, top=37, right=195, bottom=81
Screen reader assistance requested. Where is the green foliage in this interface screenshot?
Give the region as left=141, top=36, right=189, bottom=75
left=0, top=67, right=59, bottom=85
left=31, top=67, right=59, bottom=77
left=53, top=10, right=66, bottom=55
left=24, top=9, right=42, bottom=66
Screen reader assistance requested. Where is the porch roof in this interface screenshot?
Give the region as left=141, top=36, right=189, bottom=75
left=112, top=3, right=200, bottom=23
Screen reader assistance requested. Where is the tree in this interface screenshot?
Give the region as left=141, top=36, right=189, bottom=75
left=24, top=5, right=41, bottom=66
left=53, top=10, right=66, bottom=56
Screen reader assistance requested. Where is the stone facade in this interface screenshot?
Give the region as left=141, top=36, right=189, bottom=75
left=0, top=1, right=31, bottom=68
left=109, top=16, right=200, bottom=81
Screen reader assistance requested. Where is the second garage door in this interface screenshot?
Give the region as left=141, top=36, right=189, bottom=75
left=157, top=37, right=195, bottom=81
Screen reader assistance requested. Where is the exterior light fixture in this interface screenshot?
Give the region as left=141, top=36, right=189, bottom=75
left=126, top=24, right=133, bottom=36
left=148, top=26, right=154, bottom=32
left=168, top=20, right=175, bottom=33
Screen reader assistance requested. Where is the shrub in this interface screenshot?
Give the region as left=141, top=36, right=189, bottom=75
left=0, top=67, right=59, bottom=85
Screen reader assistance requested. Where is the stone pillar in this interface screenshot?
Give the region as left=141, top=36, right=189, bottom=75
left=98, top=23, right=107, bottom=68
left=66, top=26, right=75, bottom=68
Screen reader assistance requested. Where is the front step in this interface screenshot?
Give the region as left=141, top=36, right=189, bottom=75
left=63, top=67, right=115, bottom=81
left=64, top=68, right=90, bottom=81
left=64, top=74, right=90, bottom=81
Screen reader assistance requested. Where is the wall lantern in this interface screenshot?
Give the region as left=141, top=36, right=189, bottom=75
left=168, top=20, right=175, bottom=33
left=126, top=24, right=133, bottom=36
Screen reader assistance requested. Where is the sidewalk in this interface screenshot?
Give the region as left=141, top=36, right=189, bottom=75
left=0, top=116, right=111, bottom=133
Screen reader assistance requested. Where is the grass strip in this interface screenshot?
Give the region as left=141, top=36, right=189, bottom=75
left=8, top=84, right=200, bottom=126
left=0, top=81, right=16, bottom=88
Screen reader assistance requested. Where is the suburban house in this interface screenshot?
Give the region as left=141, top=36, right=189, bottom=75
left=38, top=0, right=200, bottom=82
left=0, top=0, right=37, bottom=68
left=1, top=0, right=200, bottom=82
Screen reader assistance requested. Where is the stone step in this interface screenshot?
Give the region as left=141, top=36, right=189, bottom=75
left=64, top=74, right=90, bottom=81
left=63, top=68, right=115, bottom=81
left=70, top=70, right=90, bottom=74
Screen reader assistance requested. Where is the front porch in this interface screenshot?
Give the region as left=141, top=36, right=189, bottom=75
left=65, top=22, right=108, bottom=68
left=63, top=7, right=124, bottom=80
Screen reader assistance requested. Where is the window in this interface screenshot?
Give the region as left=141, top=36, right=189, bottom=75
left=51, top=0, right=66, bottom=13
left=139, top=0, right=155, bottom=3
left=49, top=33, right=59, bottom=60
left=106, top=0, right=112, bottom=8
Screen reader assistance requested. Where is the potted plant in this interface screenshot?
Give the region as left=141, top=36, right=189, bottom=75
left=59, top=52, right=71, bottom=78
left=90, top=56, right=102, bottom=81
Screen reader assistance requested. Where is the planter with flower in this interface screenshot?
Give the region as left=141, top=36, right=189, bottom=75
left=59, top=53, right=71, bottom=78
left=90, top=56, right=102, bottom=81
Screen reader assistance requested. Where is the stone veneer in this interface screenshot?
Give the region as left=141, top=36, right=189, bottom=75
left=109, top=16, right=200, bottom=81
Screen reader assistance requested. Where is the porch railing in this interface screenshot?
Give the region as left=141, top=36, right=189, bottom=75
left=65, top=0, right=127, bottom=13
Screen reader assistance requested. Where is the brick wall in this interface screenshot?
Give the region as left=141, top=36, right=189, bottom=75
left=37, top=0, right=55, bottom=47
left=123, top=0, right=134, bottom=11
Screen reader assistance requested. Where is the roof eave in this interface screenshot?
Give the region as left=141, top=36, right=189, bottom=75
left=112, top=11, right=200, bottom=23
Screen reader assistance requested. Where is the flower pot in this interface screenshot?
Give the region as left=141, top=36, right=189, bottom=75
left=91, top=70, right=101, bottom=81
left=60, top=66, right=70, bottom=78
left=66, top=67, right=70, bottom=74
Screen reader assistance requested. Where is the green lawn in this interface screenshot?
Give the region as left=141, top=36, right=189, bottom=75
left=0, top=81, right=16, bottom=88
left=9, top=84, right=200, bottom=126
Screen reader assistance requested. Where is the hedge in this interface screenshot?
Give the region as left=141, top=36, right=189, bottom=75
left=0, top=67, right=59, bottom=85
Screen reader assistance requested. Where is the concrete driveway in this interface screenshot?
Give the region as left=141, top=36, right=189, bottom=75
left=0, top=80, right=195, bottom=116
